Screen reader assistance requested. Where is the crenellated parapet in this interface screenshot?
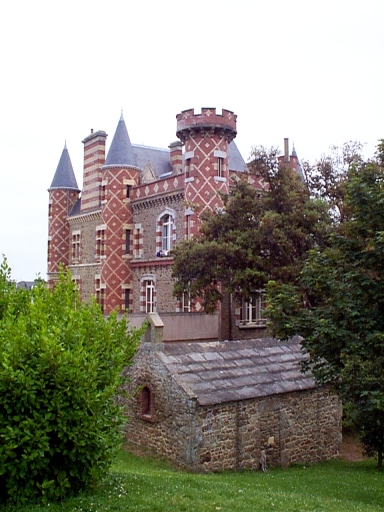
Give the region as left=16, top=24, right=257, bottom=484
left=176, top=108, right=237, bottom=143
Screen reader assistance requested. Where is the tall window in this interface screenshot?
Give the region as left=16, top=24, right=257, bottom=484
left=217, top=157, right=224, bottom=177
left=125, top=289, right=130, bottom=312
left=145, top=280, right=155, bottom=313
left=72, top=232, right=81, bottom=262
left=182, top=290, right=191, bottom=312
left=240, top=293, right=266, bottom=326
left=95, top=228, right=105, bottom=261
left=139, top=385, right=154, bottom=422
left=162, top=214, right=173, bottom=252
left=125, top=229, right=131, bottom=255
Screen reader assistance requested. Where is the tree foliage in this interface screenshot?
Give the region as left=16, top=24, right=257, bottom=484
left=302, top=140, right=364, bottom=222
left=172, top=148, right=330, bottom=312
left=267, top=145, right=384, bottom=467
left=0, top=260, right=143, bottom=503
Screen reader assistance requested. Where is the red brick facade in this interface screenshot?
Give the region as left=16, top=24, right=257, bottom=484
left=47, top=108, right=301, bottom=335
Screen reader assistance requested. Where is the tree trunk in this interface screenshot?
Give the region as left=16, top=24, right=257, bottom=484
left=377, top=450, right=382, bottom=469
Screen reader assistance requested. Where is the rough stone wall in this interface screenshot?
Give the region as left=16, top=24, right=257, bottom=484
left=123, top=343, right=200, bottom=466
left=123, top=344, right=342, bottom=472
left=196, top=389, right=342, bottom=472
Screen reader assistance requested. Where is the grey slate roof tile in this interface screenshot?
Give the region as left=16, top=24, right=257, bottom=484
left=156, top=336, right=315, bottom=406
left=104, top=114, right=137, bottom=167
left=49, top=144, right=79, bottom=191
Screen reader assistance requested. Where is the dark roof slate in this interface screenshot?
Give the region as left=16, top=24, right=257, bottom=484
left=49, top=144, right=79, bottom=191
left=133, top=145, right=173, bottom=177
left=104, top=114, right=137, bottom=167
left=156, top=336, right=314, bottom=406
left=228, top=140, right=246, bottom=171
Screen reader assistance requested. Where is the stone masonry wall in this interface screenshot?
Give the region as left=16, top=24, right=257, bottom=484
left=123, top=343, right=342, bottom=472
left=68, top=213, right=102, bottom=303
left=130, top=262, right=179, bottom=314
left=132, top=192, right=184, bottom=260
left=123, top=343, right=200, bottom=465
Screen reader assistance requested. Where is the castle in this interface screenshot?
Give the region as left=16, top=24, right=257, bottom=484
left=47, top=109, right=342, bottom=470
left=47, top=107, right=301, bottom=341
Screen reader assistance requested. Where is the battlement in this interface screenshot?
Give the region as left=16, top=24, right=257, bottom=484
left=176, top=108, right=237, bottom=143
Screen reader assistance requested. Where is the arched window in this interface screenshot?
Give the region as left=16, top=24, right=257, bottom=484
left=145, top=280, right=155, bottom=313
left=140, top=274, right=156, bottom=313
left=139, top=385, right=154, bottom=422
left=156, top=209, right=175, bottom=257
left=162, top=214, right=173, bottom=252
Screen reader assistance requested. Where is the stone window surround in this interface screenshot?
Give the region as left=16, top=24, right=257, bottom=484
left=139, top=384, right=155, bottom=423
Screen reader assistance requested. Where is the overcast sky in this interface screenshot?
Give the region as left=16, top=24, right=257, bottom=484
left=1, top=0, right=383, bottom=281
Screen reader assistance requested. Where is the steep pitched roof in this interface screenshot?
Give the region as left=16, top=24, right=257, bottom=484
left=292, top=144, right=305, bottom=181
left=228, top=140, right=246, bottom=171
left=156, top=336, right=314, bottom=406
left=104, top=113, right=137, bottom=167
left=49, top=143, right=79, bottom=191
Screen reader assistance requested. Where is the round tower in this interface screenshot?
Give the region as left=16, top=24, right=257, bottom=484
left=176, top=108, right=237, bottom=237
left=100, top=113, right=140, bottom=314
left=47, top=144, right=80, bottom=288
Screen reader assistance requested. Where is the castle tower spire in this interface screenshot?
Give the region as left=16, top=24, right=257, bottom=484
left=104, top=112, right=137, bottom=167
left=49, top=143, right=79, bottom=191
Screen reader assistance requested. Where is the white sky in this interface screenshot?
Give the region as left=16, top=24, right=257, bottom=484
left=1, top=0, right=383, bottom=281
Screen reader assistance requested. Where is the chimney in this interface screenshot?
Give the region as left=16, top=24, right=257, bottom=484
left=284, top=138, right=290, bottom=163
left=169, top=140, right=183, bottom=174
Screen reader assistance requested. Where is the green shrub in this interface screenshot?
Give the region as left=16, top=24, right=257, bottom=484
left=0, top=258, right=144, bottom=504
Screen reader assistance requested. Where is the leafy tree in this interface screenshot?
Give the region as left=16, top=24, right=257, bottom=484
left=172, top=148, right=331, bottom=312
left=267, top=146, right=384, bottom=467
left=301, top=140, right=364, bottom=222
left=0, top=260, right=144, bottom=503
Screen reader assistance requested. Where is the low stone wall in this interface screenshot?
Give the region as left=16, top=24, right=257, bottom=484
left=127, top=312, right=218, bottom=342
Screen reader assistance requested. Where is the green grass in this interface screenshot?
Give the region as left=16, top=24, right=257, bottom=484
left=2, top=448, right=383, bottom=512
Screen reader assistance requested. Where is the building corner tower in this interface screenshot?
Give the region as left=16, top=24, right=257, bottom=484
left=47, top=143, right=80, bottom=288
left=176, top=108, right=237, bottom=237
left=100, top=113, right=140, bottom=314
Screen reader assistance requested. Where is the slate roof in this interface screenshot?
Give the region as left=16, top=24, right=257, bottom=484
left=292, top=144, right=305, bottom=181
left=104, top=113, right=137, bottom=167
left=228, top=140, right=246, bottom=171
left=133, top=144, right=173, bottom=177
left=49, top=144, right=79, bottom=191
left=156, top=337, right=314, bottom=406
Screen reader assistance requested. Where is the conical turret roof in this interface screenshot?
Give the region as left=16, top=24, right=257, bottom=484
left=104, top=113, right=137, bottom=167
left=49, top=143, right=79, bottom=191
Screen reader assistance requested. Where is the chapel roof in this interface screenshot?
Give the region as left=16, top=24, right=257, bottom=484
left=156, top=336, right=314, bottom=406
left=49, top=143, right=80, bottom=191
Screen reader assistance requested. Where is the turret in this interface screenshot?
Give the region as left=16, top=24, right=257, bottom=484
left=176, top=108, right=237, bottom=237
left=278, top=138, right=305, bottom=181
left=47, top=143, right=80, bottom=286
left=100, top=113, right=140, bottom=314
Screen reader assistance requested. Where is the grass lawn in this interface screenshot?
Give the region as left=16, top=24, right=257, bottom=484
left=2, top=447, right=383, bottom=512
